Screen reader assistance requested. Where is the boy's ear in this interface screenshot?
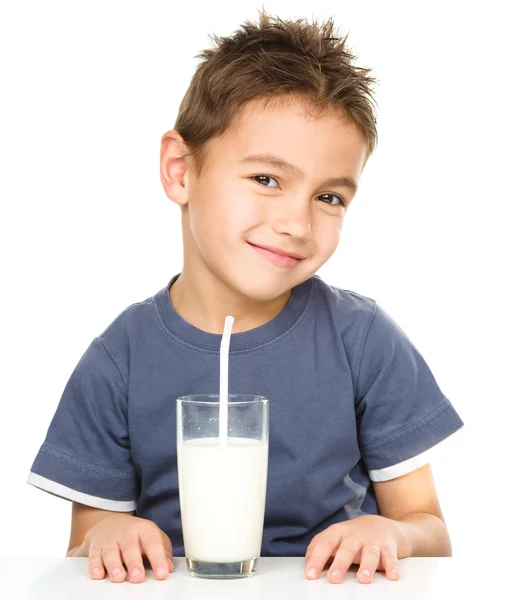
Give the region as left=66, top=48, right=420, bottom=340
left=160, top=130, right=189, bottom=206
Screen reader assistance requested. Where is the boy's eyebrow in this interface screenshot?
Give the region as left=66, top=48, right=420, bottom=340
left=238, top=153, right=359, bottom=191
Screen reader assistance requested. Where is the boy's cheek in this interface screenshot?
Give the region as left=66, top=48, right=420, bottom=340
left=312, top=235, right=340, bottom=266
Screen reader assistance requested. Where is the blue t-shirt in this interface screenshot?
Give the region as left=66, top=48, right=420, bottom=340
left=28, top=274, right=463, bottom=556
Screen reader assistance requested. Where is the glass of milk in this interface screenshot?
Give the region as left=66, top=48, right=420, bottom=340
left=177, top=394, right=269, bottom=579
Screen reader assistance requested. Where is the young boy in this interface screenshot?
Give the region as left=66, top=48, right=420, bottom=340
left=27, top=10, right=463, bottom=586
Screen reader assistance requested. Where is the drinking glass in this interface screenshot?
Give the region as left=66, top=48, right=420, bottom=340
left=177, top=394, right=269, bottom=579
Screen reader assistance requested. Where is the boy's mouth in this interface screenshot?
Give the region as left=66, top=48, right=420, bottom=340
left=247, top=242, right=305, bottom=269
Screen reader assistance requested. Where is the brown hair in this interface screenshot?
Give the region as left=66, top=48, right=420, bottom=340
left=174, top=9, right=378, bottom=175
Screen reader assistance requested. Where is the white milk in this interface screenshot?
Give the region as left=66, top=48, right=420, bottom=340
left=178, top=437, right=268, bottom=563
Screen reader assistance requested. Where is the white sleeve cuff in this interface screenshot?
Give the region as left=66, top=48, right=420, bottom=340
left=368, top=446, right=433, bottom=482
left=27, top=472, right=137, bottom=512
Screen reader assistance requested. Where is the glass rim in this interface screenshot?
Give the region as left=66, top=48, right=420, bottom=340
left=176, top=394, right=268, bottom=406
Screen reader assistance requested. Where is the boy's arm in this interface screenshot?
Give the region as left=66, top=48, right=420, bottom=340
left=66, top=502, right=134, bottom=556
left=304, top=463, right=452, bottom=583
left=372, top=463, right=452, bottom=556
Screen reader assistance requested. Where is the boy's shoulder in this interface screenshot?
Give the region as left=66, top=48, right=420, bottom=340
left=312, top=276, right=413, bottom=348
left=312, top=275, right=378, bottom=323
left=97, top=284, right=165, bottom=346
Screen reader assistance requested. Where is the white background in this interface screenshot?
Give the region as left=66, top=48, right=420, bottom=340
left=1, top=0, right=512, bottom=560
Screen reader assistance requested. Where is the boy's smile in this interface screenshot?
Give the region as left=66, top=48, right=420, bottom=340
left=160, top=95, right=368, bottom=332
left=247, top=241, right=306, bottom=269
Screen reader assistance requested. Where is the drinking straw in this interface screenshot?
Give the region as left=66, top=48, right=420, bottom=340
left=219, top=315, right=235, bottom=445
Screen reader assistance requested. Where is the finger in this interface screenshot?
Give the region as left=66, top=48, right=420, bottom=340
left=101, top=544, right=127, bottom=582
left=161, top=532, right=175, bottom=573
left=119, top=536, right=146, bottom=583
left=88, top=544, right=105, bottom=580
left=356, top=544, right=381, bottom=584
left=380, top=545, right=401, bottom=581
left=140, top=532, right=170, bottom=580
left=304, top=536, right=317, bottom=563
left=327, top=538, right=362, bottom=584
left=305, top=529, right=341, bottom=580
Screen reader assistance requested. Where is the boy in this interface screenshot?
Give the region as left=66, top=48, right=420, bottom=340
left=27, top=10, right=464, bottom=585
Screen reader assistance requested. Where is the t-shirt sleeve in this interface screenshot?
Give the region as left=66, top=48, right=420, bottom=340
left=355, top=303, right=464, bottom=482
left=27, top=337, right=138, bottom=511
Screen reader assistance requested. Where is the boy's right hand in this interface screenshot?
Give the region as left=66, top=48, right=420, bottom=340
left=71, top=513, right=174, bottom=583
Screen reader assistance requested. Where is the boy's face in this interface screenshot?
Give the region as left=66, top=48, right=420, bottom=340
left=165, top=96, right=368, bottom=302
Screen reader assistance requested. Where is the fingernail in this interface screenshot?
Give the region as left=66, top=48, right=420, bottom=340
left=392, top=568, right=400, bottom=577
left=331, top=569, right=342, bottom=580
left=92, top=567, right=101, bottom=576
left=112, top=568, right=122, bottom=577
left=157, top=567, right=167, bottom=577
left=131, top=568, right=141, bottom=577
left=362, top=569, right=371, bottom=578
left=307, top=567, right=317, bottom=579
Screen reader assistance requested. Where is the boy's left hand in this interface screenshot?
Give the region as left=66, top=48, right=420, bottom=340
left=304, top=514, right=411, bottom=584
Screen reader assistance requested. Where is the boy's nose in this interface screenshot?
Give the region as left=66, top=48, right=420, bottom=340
left=271, top=207, right=312, bottom=240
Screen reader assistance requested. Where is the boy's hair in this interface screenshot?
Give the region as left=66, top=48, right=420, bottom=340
left=174, top=9, right=378, bottom=175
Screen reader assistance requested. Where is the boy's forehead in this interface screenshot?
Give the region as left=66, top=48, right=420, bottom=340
left=214, top=96, right=367, bottom=176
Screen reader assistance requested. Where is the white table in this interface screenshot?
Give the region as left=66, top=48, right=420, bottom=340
left=6, top=557, right=502, bottom=598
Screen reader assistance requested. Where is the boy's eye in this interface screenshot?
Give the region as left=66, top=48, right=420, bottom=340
left=318, top=193, right=346, bottom=207
left=253, top=175, right=279, bottom=188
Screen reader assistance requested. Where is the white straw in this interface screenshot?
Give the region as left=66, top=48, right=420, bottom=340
left=219, top=315, right=235, bottom=445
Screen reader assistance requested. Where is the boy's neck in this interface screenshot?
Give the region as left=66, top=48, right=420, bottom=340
left=169, top=270, right=292, bottom=334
